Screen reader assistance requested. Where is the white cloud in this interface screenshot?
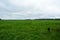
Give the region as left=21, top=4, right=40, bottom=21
left=9, top=0, right=60, bottom=13
left=0, top=0, right=60, bottom=19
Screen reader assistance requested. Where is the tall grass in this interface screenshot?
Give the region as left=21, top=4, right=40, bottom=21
left=0, top=20, right=60, bottom=40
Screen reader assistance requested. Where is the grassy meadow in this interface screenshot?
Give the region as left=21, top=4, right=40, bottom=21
left=0, top=20, right=60, bottom=40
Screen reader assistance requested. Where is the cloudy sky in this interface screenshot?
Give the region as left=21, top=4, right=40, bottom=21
left=0, top=0, right=60, bottom=19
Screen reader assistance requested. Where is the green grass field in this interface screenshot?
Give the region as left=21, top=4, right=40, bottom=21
left=0, top=20, right=60, bottom=40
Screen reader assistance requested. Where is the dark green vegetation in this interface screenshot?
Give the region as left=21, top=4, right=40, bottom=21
left=0, top=20, right=60, bottom=40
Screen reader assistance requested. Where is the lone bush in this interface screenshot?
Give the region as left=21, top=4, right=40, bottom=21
left=0, top=19, right=1, bottom=20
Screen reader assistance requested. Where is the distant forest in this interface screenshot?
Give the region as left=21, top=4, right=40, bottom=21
left=0, top=18, right=60, bottom=20
left=27, top=19, right=60, bottom=20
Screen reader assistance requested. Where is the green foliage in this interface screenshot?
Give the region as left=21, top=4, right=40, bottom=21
left=0, top=20, right=60, bottom=40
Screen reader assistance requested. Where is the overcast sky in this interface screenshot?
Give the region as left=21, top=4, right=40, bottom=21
left=0, top=0, right=60, bottom=19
